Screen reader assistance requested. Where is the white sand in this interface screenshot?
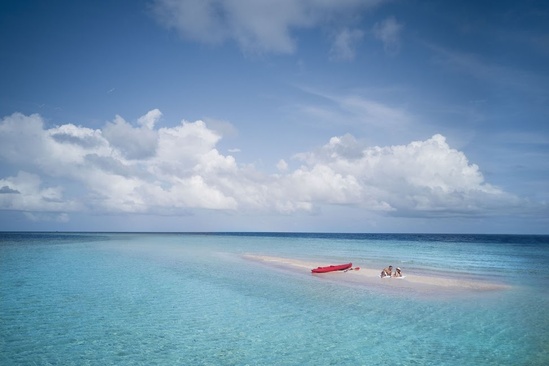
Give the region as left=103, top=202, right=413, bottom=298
left=243, top=254, right=511, bottom=293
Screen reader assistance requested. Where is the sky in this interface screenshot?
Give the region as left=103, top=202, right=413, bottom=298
left=0, top=0, right=548, bottom=234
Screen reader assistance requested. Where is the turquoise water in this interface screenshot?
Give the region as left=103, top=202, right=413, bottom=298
left=1, top=232, right=548, bottom=365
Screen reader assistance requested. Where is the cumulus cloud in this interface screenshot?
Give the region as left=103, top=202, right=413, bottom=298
left=373, top=16, right=403, bottom=55
left=103, top=110, right=160, bottom=160
left=0, top=185, right=20, bottom=194
left=0, top=111, right=524, bottom=222
left=294, top=133, right=522, bottom=216
left=0, top=171, right=81, bottom=213
left=151, top=0, right=384, bottom=54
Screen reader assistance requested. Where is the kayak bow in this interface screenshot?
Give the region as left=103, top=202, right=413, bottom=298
left=311, top=263, right=352, bottom=273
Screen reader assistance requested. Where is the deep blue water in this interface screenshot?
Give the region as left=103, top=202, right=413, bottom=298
left=1, top=232, right=548, bottom=365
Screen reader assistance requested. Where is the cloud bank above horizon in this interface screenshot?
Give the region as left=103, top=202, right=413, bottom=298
left=0, top=110, right=526, bottom=224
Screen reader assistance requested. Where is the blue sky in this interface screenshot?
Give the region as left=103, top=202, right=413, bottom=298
left=1, top=0, right=548, bottom=233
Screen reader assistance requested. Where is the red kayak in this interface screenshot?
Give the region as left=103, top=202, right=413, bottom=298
left=311, top=263, right=352, bottom=273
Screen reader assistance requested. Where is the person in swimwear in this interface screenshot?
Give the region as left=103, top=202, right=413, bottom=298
left=381, top=265, right=393, bottom=278
left=393, top=267, right=403, bottom=277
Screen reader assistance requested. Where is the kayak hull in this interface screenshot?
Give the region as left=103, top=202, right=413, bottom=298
left=311, top=263, right=352, bottom=273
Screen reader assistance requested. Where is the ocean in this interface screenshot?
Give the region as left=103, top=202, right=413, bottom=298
left=1, top=232, right=548, bottom=365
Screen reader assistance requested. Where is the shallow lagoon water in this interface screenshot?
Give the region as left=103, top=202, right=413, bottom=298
left=1, top=232, right=548, bottom=365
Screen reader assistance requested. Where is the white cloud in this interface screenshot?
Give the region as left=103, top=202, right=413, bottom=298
left=296, top=88, right=413, bottom=130
left=330, top=28, right=364, bottom=61
left=203, top=117, right=238, bottom=139
left=0, top=185, right=20, bottom=194
left=340, top=95, right=411, bottom=128
left=151, top=0, right=385, bottom=54
left=373, top=16, right=403, bottom=55
left=293, top=133, right=522, bottom=216
left=0, top=112, right=50, bottom=165
left=137, top=108, right=162, bottom=129
left=0, top=111, right=525, bottom=222
left=277, top=159, right=288, bottom=172
left=0, top=171, right=81, bottom=213
left=103, top=113, right=159, bottom=160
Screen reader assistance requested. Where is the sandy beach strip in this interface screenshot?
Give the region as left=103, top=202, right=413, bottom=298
left=243, top=254, right=511, bottom=293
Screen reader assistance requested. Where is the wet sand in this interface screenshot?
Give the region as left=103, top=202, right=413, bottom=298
left=243, top=254, right=511, bottom=294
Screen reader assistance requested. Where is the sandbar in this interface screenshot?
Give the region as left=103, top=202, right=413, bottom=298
left=243, top=254, right=511, bottom=295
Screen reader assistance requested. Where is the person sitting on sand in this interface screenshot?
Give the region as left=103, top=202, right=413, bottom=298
left=381, top=265, right=393, bottom=278
left=393, top=267, right=403, bottom=277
